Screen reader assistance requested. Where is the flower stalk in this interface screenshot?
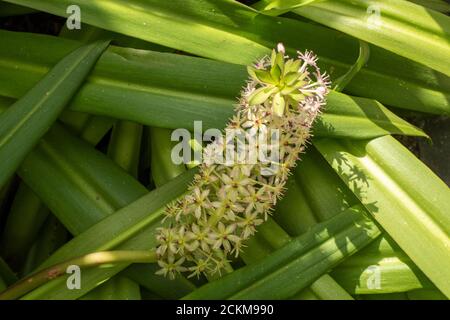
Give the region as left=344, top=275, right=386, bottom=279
left=156, top=43, right=330, bottom=279
left=0, top=250, right=156, bottom=300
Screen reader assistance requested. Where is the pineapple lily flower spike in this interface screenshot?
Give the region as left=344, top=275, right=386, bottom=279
left=156, top=43, right=330, bottom=279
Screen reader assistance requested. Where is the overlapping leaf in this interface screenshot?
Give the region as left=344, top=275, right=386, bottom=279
left=289, top=0, right=450, bottom=75
left=0, top=40, right=109, bottom=187
left=0, top=31, right=427, bottom=138
left=315, top=136, right=450, bottom=298
left=2, top=0, right=449, bottom=114
left=22, top=169, right=196, bottom=299
left=185, top=206, right=380, bottom=299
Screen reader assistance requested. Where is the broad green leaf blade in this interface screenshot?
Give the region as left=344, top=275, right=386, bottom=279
left=276, top=156, right=420, bottom=299
left=0, top=276, right=5, bottom=292
left=80, top=277, right=141, bottom=300
left=254, top=0, right=322, bottom=14
left=0, top=94, right=113, bottom=145
left=5, top=119, right=193, bottom=298
left=184, top=206, right=380, bottom=300
left=2, top=0, right=449, bottom=114
left=18, top=123, right=148, bottom=235
left=315, top=136, right=450, bottom=298
left=333, top=234, right=434, bottom=295
left=245, top=198, right=353, bottom=300
left=0, top=40, right=109, bottom=187
left=0, top=97, right=13, bottom=113
left=107, top=120, right=143, bottom=178
left=77, top=116, right=117, bottom=146
left=332, top=253, right=434, bottom=294
left=22, top=170, right=196, bottom=300
left=256, top=0, right=450, bottom=14
left=122, top=264, right=196, bottom=300
left=277, top=149, right=435, bottom=295
left=0, top=2, right=36, bottom=16
left=0, top=0, right=275, bottom=63
left=407, top=289, right=448, bottom=300
left=0, top=90, right=114, bottom=272
left=409, top=0, right=450, bottom=13
left=315, top=92, right=427, bottom=139
left=148, top=121, right=352, bottom=299
left=307, top=274, right=354, bottom=300
left=21, top=216, right=68, bottom=276
left=0, top=32, right=428, bottom=138
left=274, top=179, right=319, bottom=235
left=293, top=148, right=361, bottom=221
left=105, top=115, right=144, bottom=300
left=150, top=127, right=187, bottom=187
left=292, top=0, right=450, bottom=75
left=149, top=126, right=351, bottom=300
left=0, top=184, right=49, bottom=269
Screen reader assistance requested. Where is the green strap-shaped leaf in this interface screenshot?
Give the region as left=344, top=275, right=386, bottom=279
left=21, top=216, right=68, bottom=277
left=18, top=123, right=148, bottom=235
left=245, top=200, right=354, bottom=300
left=409, top=0, right=450, bottom=13
left=277, top=149, right=435, bottom=295
left=122, top=264, right=196, bottom=300
left=0, top=95, right=114, bottom=273
left=184, top=206, right=380, bottom=300
left=256, top=0, right=450, bottom=14
left=0, top=32, right=428, bottom=138
left=1, top=1, right=449, bottom=114
left=291, top=0, right=450, bottom=76
left=0, top=121, right=193, bottom=299
left=332, top=252, right=434, bottom=294
left=315, top=135, right=450, bottom=298
left=150, top=127, right=187, bottom=187
left=0, top=40, right=109, bottom=187
left=101, top=117, right=143, bottom=300
left=107, top=120, right=143, bottom=178
left=0, top=2, right=36, bottom=16
left=80, top=277, right=141, bottom=300
left=0, top=276, right=6, bottom=292
left=254, top=0, right=324, bottom=15
left=314, top=92, right=426, bottom=139
left=332, top=235, right=434, bottom=295
left=21, top=170, right=196, bottom=300
left=0, top=184, right=49, bottom=269
left=35, top=171, right=193, bottom=269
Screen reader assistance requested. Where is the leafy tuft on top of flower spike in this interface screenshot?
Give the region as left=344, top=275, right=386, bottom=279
left=155, top=43, right=330, bottom=279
